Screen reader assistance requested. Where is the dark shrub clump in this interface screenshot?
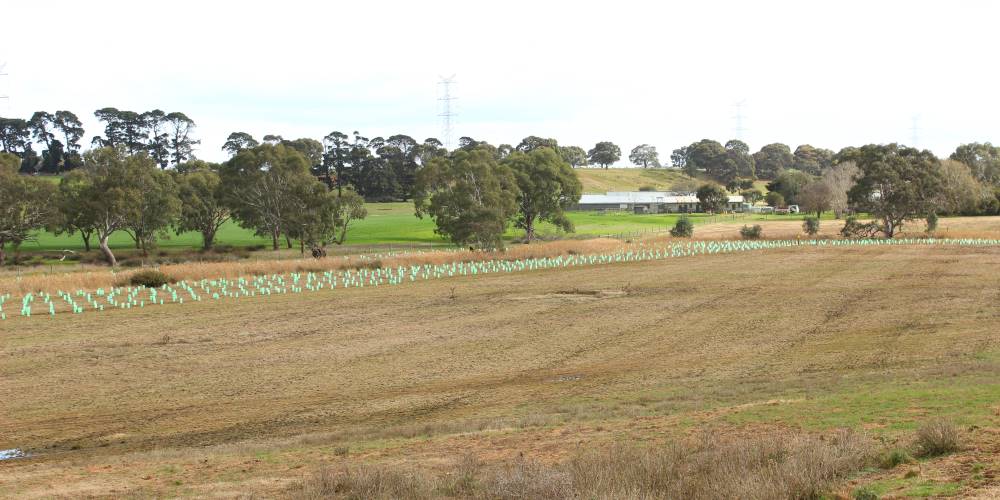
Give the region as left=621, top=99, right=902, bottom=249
left=670, top=217, right=694, bottom=238
left=125, top=269, right=174, bottom=288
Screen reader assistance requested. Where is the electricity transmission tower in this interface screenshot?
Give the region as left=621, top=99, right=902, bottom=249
left=732, top=99, right=747, bottom=140
left=438, top=75, right=457, bottom=149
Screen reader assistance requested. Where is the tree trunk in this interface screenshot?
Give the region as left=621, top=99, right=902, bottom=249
left=203, top=230, right=215, bottom=251
left=99, top=235, right=117, bottom=266
left=82, top=232, right=92, bottom=252
left=271, top=229, right=279, bottom=251
left=285, top=234, right=293, bottom=249
left=524, top=216, right=535, bottom=242
left=0, top=243, right=6, bottom=267
left=300, top=239, right=305, bottom=256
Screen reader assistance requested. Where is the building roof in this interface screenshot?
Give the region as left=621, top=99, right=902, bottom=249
left=578, top=192, right=744, bottom=204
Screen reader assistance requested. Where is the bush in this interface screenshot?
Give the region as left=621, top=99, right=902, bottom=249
left=740, top=224, right=763, bottom=240
left=879, top=448, right=914, bottom=469
left=638, top=185, right=657, bottom=192
left=926, top=212, right=938, bottom=233
left=765, top=191, right=785, bottom=207
left=915, top=419, right=960, bottom=457
left=841, top=216, right=882, bottom=239
left=853, top=486, right=880, bottom=500
left=670, top=217, right=694, bottom=238
left=124, top=269, right=174, bottom=288
left=803, top=216, right=820, bottom=236
left=291, top=430, right=877, bottom=500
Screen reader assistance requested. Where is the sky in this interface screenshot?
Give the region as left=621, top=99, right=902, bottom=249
left=1, top=0, right=998, bottom=164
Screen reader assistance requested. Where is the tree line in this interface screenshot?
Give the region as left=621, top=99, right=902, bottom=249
left=0, top=145, right=367, bottom=266
left=0, top=133, right=586, bottom=265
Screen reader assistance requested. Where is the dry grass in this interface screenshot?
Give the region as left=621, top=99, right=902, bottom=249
left=0, top=238, right=622, bottom=295
left=1, top=244, right=998, bottom=497
left=291, top=430, right=876, bottom=500
left=914, top=419, right=961, bottom=457
left=5, top=216, right=998, bottom=295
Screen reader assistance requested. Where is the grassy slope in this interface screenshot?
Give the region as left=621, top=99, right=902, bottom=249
left=2, top=244, right=999, bottom=497
left=575, top=167, right=699, bottom=193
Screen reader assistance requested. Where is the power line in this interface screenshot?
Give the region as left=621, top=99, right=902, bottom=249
left=437, top=75, right=457, bottom=149
left=732, top=99, right=747, bottom=140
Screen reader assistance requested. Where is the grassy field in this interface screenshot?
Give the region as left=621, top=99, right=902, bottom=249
left=11, top=201, right=835, bottom=254
left=2, top=242, right=999, bottom=497
left=13, top=168, right=752, bottom=254
left=575, top=167, right=699, bottom=193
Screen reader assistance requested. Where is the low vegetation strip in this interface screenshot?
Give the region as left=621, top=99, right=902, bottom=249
left=292, top=430, right=877, bottom=500
left=2, top=237, right=997, bottom=321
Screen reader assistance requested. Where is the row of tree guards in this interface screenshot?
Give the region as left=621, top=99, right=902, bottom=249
left=3, top=237, right=997, bottom=321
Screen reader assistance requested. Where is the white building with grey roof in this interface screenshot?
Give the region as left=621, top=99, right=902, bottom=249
left=572, top=191, right=746, bottom=214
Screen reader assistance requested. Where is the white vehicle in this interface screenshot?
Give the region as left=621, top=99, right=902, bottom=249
left=788, top=205, right=800, bottom=214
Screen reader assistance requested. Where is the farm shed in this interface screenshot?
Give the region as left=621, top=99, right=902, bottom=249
left=572, top=191, right=746, bottom=213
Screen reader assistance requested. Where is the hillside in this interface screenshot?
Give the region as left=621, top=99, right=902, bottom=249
left=575, top=167, right=701, bottom=193
left=3, top=242, right=999, bottom=497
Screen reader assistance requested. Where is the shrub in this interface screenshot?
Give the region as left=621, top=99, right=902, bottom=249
left=740, top=224, right=763, bottom=240
left=879, top=448, right=914, bottom=469
left=841, top=216, right=882, bottom=239
left=638, top=185, right=657, bottom=192
left=133, top=270, right=173, bottom=287
left=803, top=216, right=820, bottom=236
left=915, top=419, right=960, bottom=457
left=670, top=217, right=694, bottom=238
left=766, top=191, right=785, bottom=207
left=853, top=486, right=880, bottom=500
left=291, top=430, right=877, bottom=500
left=926, top=212, right=938, bottom=233
left=124, top=269, right=174, bottom=288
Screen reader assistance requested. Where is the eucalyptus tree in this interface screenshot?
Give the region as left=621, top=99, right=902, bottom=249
left=559, top=145, right=588, bottom=167
left=950, top=142, right=1000, bottom=186
left=414, top=147, right=519, bottom=249
left=165, top=112, right=199, bottom=165
left=516, top=136, right=559, bottom=153
left=752, top=143, right=793, bottom=180
left=696, top=183, right=729, bottom=213
left=222, top=132, right=259, bottom=156
left=93, top=108, right=147, bottom=154
left=64, top=147, right=152, bottom=265
left=792, top=144, right=834, bottom=176
left=175, top=165, right=229, bottom=250
left=322, top=131, right=351, bottom=193
left=0, top=155, right=57, bottom=265
left=0, top=118, right=30, bottom=154
left=629, top=144, right=660, bottom=168
left=221, top=143, right=314, bottom=250
left=587, top=141, right=621, bottom=168
left=503, top=147, right=582, bottom=241
left=847, top=143, right=943, bottom=238
left=124, top=162, right=180, bottom=254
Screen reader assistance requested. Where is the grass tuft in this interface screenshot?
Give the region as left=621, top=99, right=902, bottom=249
left=914, top=419, right=960, bottom=457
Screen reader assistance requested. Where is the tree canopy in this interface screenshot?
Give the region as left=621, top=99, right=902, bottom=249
left=587, top=141, right=621, bottom=168
left=414, top=148, right=518, bottom=249
left=629, top=144, right=660, bottom=168
left=503, top=148, right=582, bottom=241
left=847, top=143, right=943, bottom=237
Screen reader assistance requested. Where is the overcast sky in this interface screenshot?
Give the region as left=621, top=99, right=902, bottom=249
left=1, top=1, right=997, bottom=164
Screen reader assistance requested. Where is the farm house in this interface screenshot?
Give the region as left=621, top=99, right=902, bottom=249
left=572, top=191, right=746, bottom=213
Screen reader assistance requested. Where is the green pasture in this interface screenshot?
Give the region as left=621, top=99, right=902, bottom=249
left=10, top=201, right=842, bottom=253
